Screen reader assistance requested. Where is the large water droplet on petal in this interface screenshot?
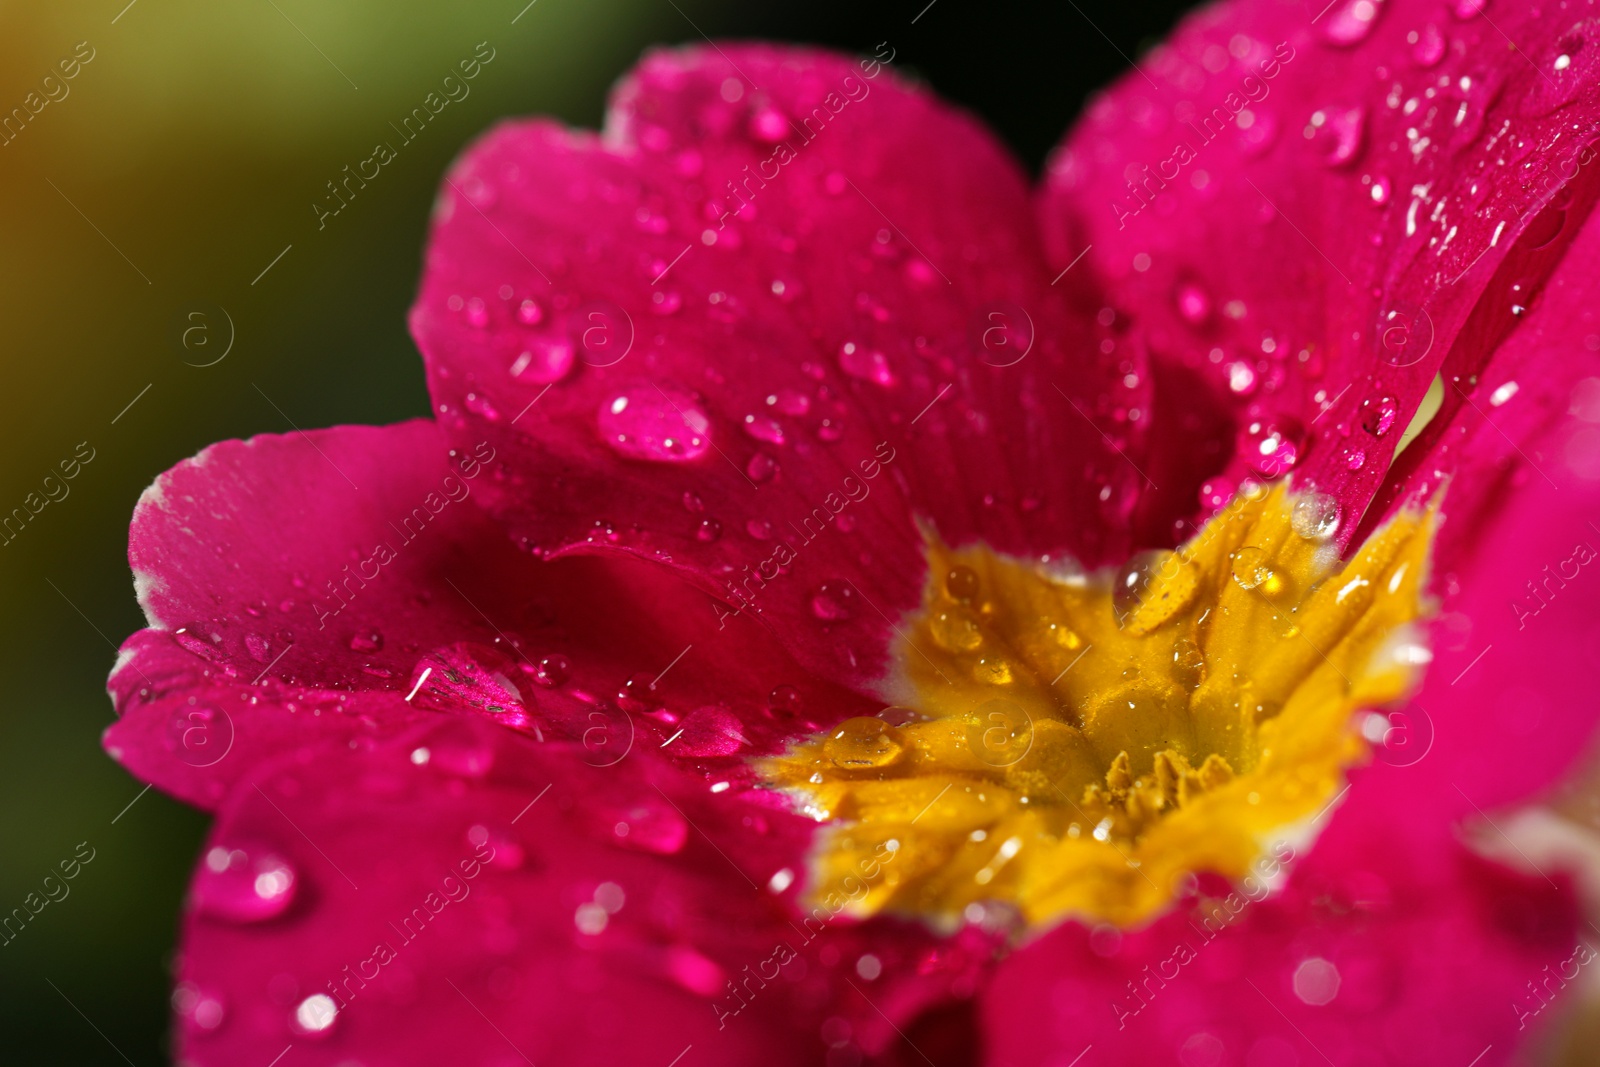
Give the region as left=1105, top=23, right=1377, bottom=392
left=810, top=581, right=856, bottom=621
left=675, top=706, right=747, bottom=757
left=1317, top=0, right=1385, bottom=45
left=509, top=335, right=576, bottom=383
left=193, top=842, right=297, bottom=922
left=1310, top=106, right=1366, bottom=167
left=825, top=717, right=905, bottom=768
left=604, top=797, right=689, bottom=854
left=598, top=384, right=712, bottom=462
left=1409, top=23, right=1446, bottom=66
left=838, top=342, right=893, bottom=385
left=1290, top=492, right=1342, bottom=540
left=1360, top=394, right=1399, bottom=436
left=292, top=994, right=339, bottom=1038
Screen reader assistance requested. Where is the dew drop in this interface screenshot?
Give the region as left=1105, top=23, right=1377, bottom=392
left=1369, top=175, right=1392, bottom=205
left=194, top=843, right=297, bottom=923
left=761, top=688, right=802, bottom=724
left=1318, top=0, right=1385, bottom=45
left=838, top=342, right=894, bottom=386
left=810, top=581, right=856, bottom=621
left=517, top=298, right=544, bottom=325
left=930, top=609, right=984, bottom=652
left=598, top=384, right=712, bottom=462
left=746, top=452, right=779, bottom=482
left=534, top=654, right=570, bottom=688
left=1230, top=546, right=1272, bottom=590
left=292, top=994, right=339, bottom=1038
left=742, top=414, right=786, bottom=445
left=945, top=565, right=979, bottom=600
left=509, top=335, right=576, bottom=383
left=825, top=717, right=905, bottom=768
left=1410, top=23, right=1446, bottom=66
left=749, top=106, right=790, bottom=143
left=1360, top=394, right=1399, bottom=436
left=1290, top=492, right=1342, bottom=540
left=1112, top=550, right=1189, bottom=628
left=348, top=629, right=384, bottom=653
left=605, top=798, right=689, bottom=854
left=1450, top=0, right=1486, bottom=20
left=1175, top=281, right=1212, bottom=324
left=1312, top=106, right=1366, bottom=167
left=675, top=706, right=748, bottom=757
left=695, top=518, right=722, bottom=543
left=1243, top=420, right=1301, bottom=477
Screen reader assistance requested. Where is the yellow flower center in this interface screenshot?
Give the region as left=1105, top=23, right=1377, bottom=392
left=761, top=483, right=1435, bottom=930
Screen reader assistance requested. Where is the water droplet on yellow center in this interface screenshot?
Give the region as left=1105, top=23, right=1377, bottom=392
left=760, top=483, right=1436, bottom=930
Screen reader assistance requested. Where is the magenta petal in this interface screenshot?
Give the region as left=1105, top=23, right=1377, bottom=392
left=106, top=419, right=876, bottom=809
left=410, top=43, right=1148, bottom=693
left=1042, top=0, right=1600, bottom=539
left=174, top=719, right=975, bottom=1066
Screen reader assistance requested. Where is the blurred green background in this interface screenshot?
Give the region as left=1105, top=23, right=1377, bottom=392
left=0, top=1, right=1189, bottom=1061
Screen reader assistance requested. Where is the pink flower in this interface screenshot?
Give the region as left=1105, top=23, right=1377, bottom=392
left=106, top=5, right=1600, bottom=1065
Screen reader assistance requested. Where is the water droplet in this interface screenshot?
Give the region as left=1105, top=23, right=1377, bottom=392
left=1231, top=546, right=1272, bottom=589
left=1369, top=175, right=1392, bottom=206
left=348, top=629, right=383, bottom=653
left=767, top=389, right=810, bottom=416
left=1344, top=447, right=1368, bottom=470
left=1172, top=636, right=1206, bottom=687
left=746, top=452, right=779, bottom=482
left=1112, top=550, right=1193, bottom=628
left=675, top=710, right=748, bottom=758
left=598, top=384, right=712, bottom=462
left=742, top=414, right=786, bottom=445
left=1225, top=360, right=1258, bottom=395
left=695, top=518, right=722, bottom=543
left=605, top=798, right=689, bottom=854
left=825, top=717, right=905, bottom=768
left=292, top=994, right=338, bottom=1038
left=1410, top=23, right=1446, bottom=66
left=965, top=698, right=1033, bottom=767
left=1311, top=106, right=1366, bottom=167
left=1450, top=0, right=1486, bottom=20
left=173, top=982, right=226, bottom=1033
left=509, top=335, right=576, bottom=383
left=1318, top=0, right=1385, bottom=45
left=517, top=298, right=544, bottom=325
left=746, top=518, right=774, bottom=541
left=1243, top=420, right=1301, bottom=477
left=194, top=843, right=297, bottom=922
left=1291, top=492, right=1342, bottom=540
left=1175, top=281, right=1212, bottom=324
left=244, top=632, right=270, bottom=662
left=768, top=684, right=803, bottom=716
left=749, top=106, right=790, bottom=143
left=1360, top=394, right=1399, bottom=436
left=930, top=609, right=984, bottom=652
left=650, top=289, right=682, bottom=315
left=810, top=581, right=856, bottom=621
left=534, top=654, right=570, bottom=687
left=838, top=342, right=893, bottom=385
left=945, top=565, right=979, bottom=600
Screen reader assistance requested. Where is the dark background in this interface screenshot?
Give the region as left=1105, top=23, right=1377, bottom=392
left=0, top=1, right=1193, bottom=1062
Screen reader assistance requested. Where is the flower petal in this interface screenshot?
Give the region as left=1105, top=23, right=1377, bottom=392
left=410, top=43, right=1147, bottom=694
left=106, top=420, right=874, bottom=810
left=1042, top=0, right=1600, bottom=538
left=173, top=718, right=978, bottom=1066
